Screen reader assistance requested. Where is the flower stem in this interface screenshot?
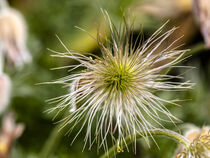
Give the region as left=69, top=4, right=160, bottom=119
left=184, top=42, right=206, bottom=58
left=100, top=128, right=190, bottom=158
left=39, top=113, right=69, bottom=158
left=39, top=123, right=64, bottom=158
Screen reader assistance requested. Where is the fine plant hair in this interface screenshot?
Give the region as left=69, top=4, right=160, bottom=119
left=46, top=10, right=193, bottom=153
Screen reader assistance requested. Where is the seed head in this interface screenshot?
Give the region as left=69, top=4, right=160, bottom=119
left=49, top=11, right=192, bottom=151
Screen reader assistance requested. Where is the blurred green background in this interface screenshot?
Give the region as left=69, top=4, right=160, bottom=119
left=3, top=0, right=210, bottom=157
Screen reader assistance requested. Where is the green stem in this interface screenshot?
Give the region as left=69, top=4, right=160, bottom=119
left=39, top=114, right=69, bottom=158
left=184, top=42, right=206, bottom=58
left=39, top=123, right=63, bottom=158
left=164, top=43, right=206, bottom=74
left=100, top=129, right=190, bottom=158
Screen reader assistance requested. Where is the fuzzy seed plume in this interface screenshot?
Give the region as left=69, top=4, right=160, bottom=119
left=47, top=11, right=193, bottom=152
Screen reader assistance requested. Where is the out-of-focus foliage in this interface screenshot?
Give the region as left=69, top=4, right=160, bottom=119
left=1, top=0, right=209, bottom=157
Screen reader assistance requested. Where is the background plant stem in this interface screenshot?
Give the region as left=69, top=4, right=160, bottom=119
left=39, top=122, right=65, bottom=158
left=184, top=42, right=206, bottom=58
left=100, top=129, right=190, bottom=158
left=39, top=113, right=69, bottom=158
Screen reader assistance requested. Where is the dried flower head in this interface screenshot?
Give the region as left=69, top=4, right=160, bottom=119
left=176, top=126, right=210, bottom=158
left=0, top=6, right=31, bottom=68
left=48, top=11, right=192, bottom=151
left=0, top=73, right=11, bottom=114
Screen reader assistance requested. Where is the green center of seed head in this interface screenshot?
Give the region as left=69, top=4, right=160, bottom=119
left=104, top=64, right=132, bottom=91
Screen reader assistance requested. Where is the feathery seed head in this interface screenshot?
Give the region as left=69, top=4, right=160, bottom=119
left=49, top=11, right=193, bottom=152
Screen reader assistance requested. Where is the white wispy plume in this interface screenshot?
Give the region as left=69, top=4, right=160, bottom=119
left=47, top=11, right=193, bottom=152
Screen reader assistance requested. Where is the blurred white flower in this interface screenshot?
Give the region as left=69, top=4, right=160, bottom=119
left=49, top=12, right=192, bottom=151
left=0, top=6, right=31, bottom=69
left=132, top=0, right=192, bottom=19
left=0, top=74, right=11, bottom=114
